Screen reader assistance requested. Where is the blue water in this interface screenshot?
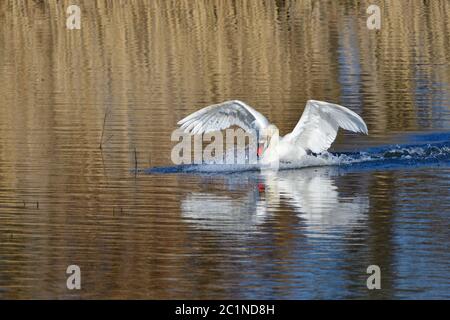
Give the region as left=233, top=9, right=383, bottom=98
left=138, top=132, right=450, bottom=299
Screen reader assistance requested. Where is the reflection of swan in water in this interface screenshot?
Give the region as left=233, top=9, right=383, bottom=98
left=262, top=169, right=369, bottom=237
left=180, top=167, right=369, bottom=237
left=181, top=189, right=269, bottom=234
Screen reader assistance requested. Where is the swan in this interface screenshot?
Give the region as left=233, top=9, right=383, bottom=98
left=178, top=100, right=368, bottom=167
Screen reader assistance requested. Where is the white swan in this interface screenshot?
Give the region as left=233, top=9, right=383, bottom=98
left=178, top=100, right=368, bottom=166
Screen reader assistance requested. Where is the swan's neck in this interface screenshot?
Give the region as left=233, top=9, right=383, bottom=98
left=267, top=131, right=279, bottom=151
left=261, top=127, right=280, bottom=165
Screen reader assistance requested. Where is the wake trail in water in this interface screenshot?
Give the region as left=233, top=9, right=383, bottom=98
left=143, top=133, right=450, bottom=175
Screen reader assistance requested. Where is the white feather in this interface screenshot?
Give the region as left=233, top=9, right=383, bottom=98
left=283, top=100, right=368, bottom=154
left=177, top=100, right=270, bottom=134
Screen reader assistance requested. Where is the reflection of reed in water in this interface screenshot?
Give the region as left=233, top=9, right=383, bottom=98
left=1, top=1, right=450, bottom=170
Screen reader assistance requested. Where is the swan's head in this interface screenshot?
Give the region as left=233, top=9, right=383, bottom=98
left=257, top=124, right=279, bottom=158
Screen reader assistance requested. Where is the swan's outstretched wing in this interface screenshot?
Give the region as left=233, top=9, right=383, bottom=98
left=178, top=100, right=269, bottom=134
left=181, top=191, right=268, bottom=233
left=284, top=100, right=368, bottom=154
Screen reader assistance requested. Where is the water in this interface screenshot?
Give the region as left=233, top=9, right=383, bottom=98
left=0, top=0, right=449, bottom=299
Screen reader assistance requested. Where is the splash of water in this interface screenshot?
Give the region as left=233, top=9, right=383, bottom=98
left=143, top=135, right=450, bottom=175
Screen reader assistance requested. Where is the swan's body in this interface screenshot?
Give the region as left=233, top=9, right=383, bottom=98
left=178, top=100, right=368, bottom=167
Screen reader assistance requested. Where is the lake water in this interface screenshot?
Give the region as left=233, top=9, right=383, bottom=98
left=0, top=0, right=449, bottom=299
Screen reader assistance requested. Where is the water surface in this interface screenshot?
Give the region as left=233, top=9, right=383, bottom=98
left=0, top=0, right=449, bottom=299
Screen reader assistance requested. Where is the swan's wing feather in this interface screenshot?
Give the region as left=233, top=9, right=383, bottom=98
left=178, top=100, right=269, bottom=134
left=286, top=100, right=368, bottom=153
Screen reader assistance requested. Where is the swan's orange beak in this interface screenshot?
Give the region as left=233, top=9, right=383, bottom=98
left=258, top=183, right=265, bottom=192
left=257, top=145, right=263, bottom=157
